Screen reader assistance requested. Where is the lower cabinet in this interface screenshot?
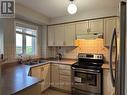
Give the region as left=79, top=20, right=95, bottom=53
left=51, top=64, right=72, bottom=92
left=59, top=64, right=71, bottom=92
left=30, top=63, right=72, bottom=92
left=30, top=64, right=50, bottom=92
left=14, top=83, right=41, bottom=95
left=51, top=63, right=60, bottom=88
left=103, top=69, right=115, bottom=95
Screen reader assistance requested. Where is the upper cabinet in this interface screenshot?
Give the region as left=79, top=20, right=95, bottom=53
left=54, top=25, right=65, bottom=46
left=76, top=21, right=89, bottom=35
left=89, top=19, right=104, bottom=34
left=75, top=19, right=103, bottom=39
left=64, top=23, right=76, bottom=46
left=48, top=17, right=119, bottom=47
left=104, top=17, right=118, bottom=46
left=48, top=26, right=55, bottom=46
left=48, top=23, right=76, bottom=46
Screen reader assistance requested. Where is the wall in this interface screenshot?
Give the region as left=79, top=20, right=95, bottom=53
left=50, top=39, right=116, bottom=62
left=1, top=19, right=44, bottom=63
left=41, top=26, right=51, bottom=58
left=50, top=8, right=118, bottom=24
left=15, top=3, right=50, bottom=25
left=4, top=19, right=15, bottom=62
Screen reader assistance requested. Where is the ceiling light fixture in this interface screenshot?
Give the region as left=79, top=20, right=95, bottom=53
left=67, top=0, right=77, bottom=15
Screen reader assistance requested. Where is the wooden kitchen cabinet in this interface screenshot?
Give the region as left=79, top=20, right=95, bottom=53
left=64, top=23, right=76, bottom=46
left=76, top=21, right=89, bottom=35
left=104, top=17, right=118, bottom=46
left=59, top=64, right=72, bottom=92
left=54, top=25, right=65, bottom=46
left=48, top=23, right=76, bottom=46
left=103, top=69, right=115, bottom=95
left=75, top=19, right=103, bottom=39
left=51, top=63, right=60, bottom=88
left=51, top=63, right=72, bottom=92
left=48, top=26, right=55, bottom=46
left=30, top=64, right=50, bottom=92
left=89, top=19, right=104, bottom=34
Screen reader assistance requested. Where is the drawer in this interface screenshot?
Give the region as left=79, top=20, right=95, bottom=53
left=51, top=63, right=59, bottom=67
left=60, top=75, right=71, bottom=82
left=59, top=64, right=71, bottom=70
left=60, top=69, right=71, bottom=76
left=60, top=84, right=71, bottom=91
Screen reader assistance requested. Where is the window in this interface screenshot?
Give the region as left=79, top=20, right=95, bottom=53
left=16, top=26, right=37, bottom=56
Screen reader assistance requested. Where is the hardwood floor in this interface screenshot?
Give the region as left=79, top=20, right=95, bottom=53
left=42, top=89, right=71, bottom=95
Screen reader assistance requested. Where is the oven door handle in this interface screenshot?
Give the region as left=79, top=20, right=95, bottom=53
left=72, top=67, right=100, bottom=74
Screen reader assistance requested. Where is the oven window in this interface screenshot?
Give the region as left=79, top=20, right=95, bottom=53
left=74, top=71, right=97, bottom=86
left=87, top=74, right=97, bottom=86
left=74, top=72, right=87, bottom=83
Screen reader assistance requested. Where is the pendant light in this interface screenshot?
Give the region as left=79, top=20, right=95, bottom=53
left=67, top=0, right=77, bottom=15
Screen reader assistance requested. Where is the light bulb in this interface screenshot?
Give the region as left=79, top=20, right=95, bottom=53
left=67, top=3, right=77, bottom=15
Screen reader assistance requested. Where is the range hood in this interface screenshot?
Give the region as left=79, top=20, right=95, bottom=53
left=76, top=32, right=103, bottom=40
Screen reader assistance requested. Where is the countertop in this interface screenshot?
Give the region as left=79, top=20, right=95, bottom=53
left=29, top=59, right=77, bottom=68
left=1, top=59, right=112, bottom=95
left=1, top=59, right=77, bottom=95
left=1, top=64, right=42, bottom=95
left=102, top=62, right=115, bottom=69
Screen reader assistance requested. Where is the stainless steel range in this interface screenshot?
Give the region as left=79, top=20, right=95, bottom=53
left=72, top=53, right=104, bottom=95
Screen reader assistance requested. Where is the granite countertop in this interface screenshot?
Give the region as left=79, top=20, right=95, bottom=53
left=1, top=64, right=42, bottom=95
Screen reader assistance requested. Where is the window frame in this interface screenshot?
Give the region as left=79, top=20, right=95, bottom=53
left=16, top=26, right=37, bottom=56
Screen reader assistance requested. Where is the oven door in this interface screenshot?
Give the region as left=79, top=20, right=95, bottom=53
left=72, top=67, right=102, bottom=94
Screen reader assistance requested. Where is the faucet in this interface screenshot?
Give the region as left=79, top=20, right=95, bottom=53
left=56, top=53, right=62, bottom=60
left=28, top=56, right=32, bottom=63
left=17, top=54, right=23, bottom=64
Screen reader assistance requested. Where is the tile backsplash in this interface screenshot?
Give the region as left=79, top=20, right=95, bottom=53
left=50, top=38, right=116, bottom=62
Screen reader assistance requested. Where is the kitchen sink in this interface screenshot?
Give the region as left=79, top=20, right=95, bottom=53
left=25, top=60, right=47, bottom=65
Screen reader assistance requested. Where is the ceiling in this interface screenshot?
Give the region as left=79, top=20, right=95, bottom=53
left=16, top=0, right=119, bottom=18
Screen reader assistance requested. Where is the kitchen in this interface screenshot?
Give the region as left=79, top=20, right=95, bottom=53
left=0, top=0, right=126, bottom=95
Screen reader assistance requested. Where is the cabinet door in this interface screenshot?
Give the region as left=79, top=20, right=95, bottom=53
left=76, top=21, right=89, bottom=35
left=65, top=23, right=76, bottom=46
left=51, top=64, right=60, bottom=88
left=60, top=75, right=71, bottom=91
left=54, top=25, right=65, bottom=46
left=31, top=66, right=44, bottom=79
left=48, top=26, right=55, bottom=46
left=104, top=17, right=117, bottom=46
left=89, top=19, right=104, bottom=34
left=43, top=64, right=50, bottom=90
left=31, top=65, right=50, bottom=92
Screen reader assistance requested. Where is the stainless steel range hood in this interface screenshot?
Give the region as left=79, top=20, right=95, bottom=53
left=76, top=33, right=103, bottom=40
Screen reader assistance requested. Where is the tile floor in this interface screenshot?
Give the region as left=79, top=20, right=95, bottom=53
left=42, top=89, right=71, bottom=95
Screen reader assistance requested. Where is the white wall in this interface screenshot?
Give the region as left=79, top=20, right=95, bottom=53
left=4, top=19, right=15, bottom=62
left=15, top=3, right=50, bottom=25
left=41, top=26, right=51, bottom=58
left=50, top=8, right=118, bottom=24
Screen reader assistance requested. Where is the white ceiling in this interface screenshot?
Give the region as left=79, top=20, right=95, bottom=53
left=16, top=0, right=119, bottom=18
